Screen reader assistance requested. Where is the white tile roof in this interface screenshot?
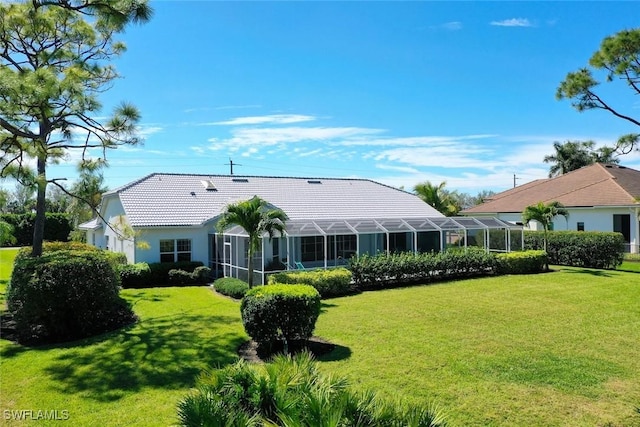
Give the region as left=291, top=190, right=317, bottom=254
left=104, top=173, right=444, bottom=227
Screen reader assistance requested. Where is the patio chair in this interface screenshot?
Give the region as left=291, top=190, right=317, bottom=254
left=295, top=261, right=306, bottom=270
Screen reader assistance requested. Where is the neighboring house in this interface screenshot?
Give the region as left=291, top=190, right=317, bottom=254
left=462, top=163, right=640, bottom=253
left=80, top=173, right=522, bottom=284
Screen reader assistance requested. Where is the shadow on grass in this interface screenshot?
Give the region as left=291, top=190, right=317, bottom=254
left=563, top=268, right=614, bottom=277
left=318, top=344, right=352, bottom=362
left=4, top=313, right=246, bottom=402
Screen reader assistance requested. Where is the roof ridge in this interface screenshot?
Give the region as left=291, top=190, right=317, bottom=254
left=596, top=163, right=640, bottom=202
left=104, top=172, right=159, bottom=195
left=118, top=172, right=386, bottom=183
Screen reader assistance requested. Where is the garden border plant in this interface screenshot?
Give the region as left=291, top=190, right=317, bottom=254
left=240, top=284, right=321, bottom=355
left=7, top=243, right=136, bottom=344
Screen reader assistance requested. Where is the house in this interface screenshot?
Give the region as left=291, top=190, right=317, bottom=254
left=80, top=173, right=522, bottom=284
left=461, top=163, right=640, bottom=253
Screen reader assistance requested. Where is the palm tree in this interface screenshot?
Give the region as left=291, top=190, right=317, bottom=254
left=413, top=181, right=461, bottom=216
left=543, top=140, right=619, bottom=177
left=217, top=196, right=288, bottom=288
left=522, top=201, right=569, bottom=270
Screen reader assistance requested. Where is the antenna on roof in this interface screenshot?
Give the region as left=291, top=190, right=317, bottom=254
left=513, top=174, right=520, bottom=188
left=225, top=158, right=242, bottom=175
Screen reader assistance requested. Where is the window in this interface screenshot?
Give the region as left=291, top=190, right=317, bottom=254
left=577, top=222, right=585, bottom=231
left=613, top=214, right=631, bottom=242
left=177, top=239, right=192, bottom=261
left=328, top=235, right=357, bottom=259
left=301, top=236, right=324, bottom=262
left=105, top=235, right=109, bottom=250
left=160, top=239, right=192, bottom=262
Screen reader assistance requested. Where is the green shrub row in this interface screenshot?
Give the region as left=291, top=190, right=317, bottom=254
left=168, top=266, right=212, bottom=285
left=213, top=277, right=249, bottom=299
left=241, top=284, right=321, bottom=351
left=0, top=213, right=72, bottom=246
left=7, top=248, right=136, bottom=344
left=118, top=261, right=206, bottom=288
left=177, top=352, right=447, bottom=427
left=349, top=248, right=498, bottom=290
left=267, top=267, right=353, bottom=298
left=524, top=231, right=625, bottom=269
left=496, top=250, right=548, bottom=274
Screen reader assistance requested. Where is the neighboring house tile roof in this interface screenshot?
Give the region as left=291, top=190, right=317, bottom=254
left=103, top=174, right=444, bottom=227
left=463, top=163, right=640, bottom=214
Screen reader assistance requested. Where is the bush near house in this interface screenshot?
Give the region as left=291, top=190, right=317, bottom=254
left=7, top=249, right=136, bottom=344
left=496, top=250, right=547, bottom=274
left=118, top=261, right=206, bottom=288
left=0, top=213, right=71, bottom=246
left=177, top=352, right=447, bottom=427
left=213, top=277, right=249, bottom=299
left=525, top=231, right=625, bottom=269
left=349, top=248, right=498, bottom=290
left=168, top=267, right=212, bottom=286
left=267, top=267, right=354, bottom=298
left=241, top=284, right=321, bottom=352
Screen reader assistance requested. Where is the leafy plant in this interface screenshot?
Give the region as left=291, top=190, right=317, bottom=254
left=213, top=277, right=249, bottom=299
left=525, top=231, right=624, bottom=269
left=267, top=268, right=354, bottom=298
left=177, top=352, right=447, bottom=427
left=496, top=250, right=547, bottom=274
left=349, top=248, right=497, bottom=290
left=7, top=249, right=136, bottom=344
left=241, top=284, right=321, bottom=352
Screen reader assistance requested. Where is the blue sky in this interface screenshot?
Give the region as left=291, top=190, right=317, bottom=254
left=37, top=1, right=640, bottom=193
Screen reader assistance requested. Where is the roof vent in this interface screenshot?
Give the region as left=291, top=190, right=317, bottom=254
left=232, top=178, right=249, bottom=183
left=307, top=180, right=322, bottom=184
left=190, top=191, right=196, bottom=196
left=201, top=180, right=217, bottom=191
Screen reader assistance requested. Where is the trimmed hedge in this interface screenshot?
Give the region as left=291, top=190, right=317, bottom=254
left=496, top=250, right=547, bottom=274
left=267, top=268, right=353, bottom=298
left=118, top=263, right=151, bottom=288
left=524, top=231, right=625, bottom=269
left=118, top=261, right=206, bottom=288
left=7, top=249, right=136, bottom=344
left=0, top=213, right=71, bottom=246
left=167, top=267, right=211, bottom=285
left=241, top=284, right=321, bottom=350
left=213, top=277, right=249, bottom=299
left=349, top=248, right=498, bottom=290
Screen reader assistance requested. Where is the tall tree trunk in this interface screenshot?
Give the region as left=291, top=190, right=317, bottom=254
left=247, top=237, right=254, bottom=289
left=32, top=154, right=47, bottom=256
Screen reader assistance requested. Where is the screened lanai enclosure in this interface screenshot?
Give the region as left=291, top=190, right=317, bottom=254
left=210, top=216, right=523, bottom=285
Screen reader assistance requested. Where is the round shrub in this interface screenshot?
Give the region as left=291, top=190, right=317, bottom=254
left=7, top=250, right=137, bottom=344
left=118, top=262, right=151, bottom=288
left=240, top=284, right=321, bottom=348
left=213, top=277, right=249, bottom=299
left=192, top=266, right=212, bottom=284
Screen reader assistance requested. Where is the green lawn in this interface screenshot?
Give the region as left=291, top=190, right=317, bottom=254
left=2, top=267, right=640, bottom=426
left=0, top=247, right=19, bottom=286
left=617, top=260, right=640, bottom=273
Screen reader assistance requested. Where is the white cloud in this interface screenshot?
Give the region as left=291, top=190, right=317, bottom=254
left=208, top=114, right=317, bottom=126
left=429, top=21, right=463, bottom=31
left=137, top=125, right=164, bottom=138
left=375, top=164, right=421, bottom=174
left=207, top=126, right=385, bottom=149
left=490, top=18, right=533, bottom=27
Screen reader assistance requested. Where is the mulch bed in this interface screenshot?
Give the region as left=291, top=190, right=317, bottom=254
left=238, top=336, right=336, bottom=363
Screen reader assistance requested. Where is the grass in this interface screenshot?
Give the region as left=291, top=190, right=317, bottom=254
left=314, top=267, right=640, bottom=426
left=1, top=264, right=640, bottom=425
left=0, top=247, right=19, bottom=286
left=617, top=260, right=640, bottom=273
left=0, top=286, right=247, bottom=426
